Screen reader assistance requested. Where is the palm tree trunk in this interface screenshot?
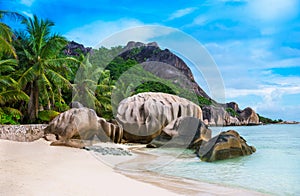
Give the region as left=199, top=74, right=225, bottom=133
left=28, top=80, right=39, bottom=122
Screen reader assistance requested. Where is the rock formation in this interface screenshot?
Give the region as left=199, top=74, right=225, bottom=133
left=44, top=107, right=123, bottom=148
left=119, top=41, right=210, bottom=99
left=64, top=41, right=92, bottom=56
left=116, top=92, right=203, bottom=143
left=198, top=130, right=256, bottom=162
left=202, top=105, right=230, bottom=126
left=238, top=107, right=259, bottom=125
left=147, top=117, right=211, bottom=149
left=117, top=41, right=260, bottom=126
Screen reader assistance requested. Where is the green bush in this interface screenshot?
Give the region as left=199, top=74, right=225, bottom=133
left=135, top=81, right=176, bottom=94
left=197, top=96, right=212, bottom=106
left=38, top=110, right=60, bottom=123
left=257, top=114, right=280, bottom=124
left=0, top=112, right=21, bottom=125
left=226, top=107, right=239, bottom=117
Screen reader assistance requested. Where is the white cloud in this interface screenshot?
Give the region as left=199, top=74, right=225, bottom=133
left=265, top=58, right=300, bottom=69
left=225, top=83, right=300, bottom=121
left=21, top=11, right=33, bottom=18
left=167, top=7, right=197, bottom=21
left=248, top=0, right=299, bottom=22
left=226, top=84, right=300, bottom=99
left=99, top=25, right=175, bottom=48
left=64, top=18, right=145, bottom=47
left=20, top=0, right=34, bottom=6
left=65, top=19, right=177, bottom=48
left=192, top=16, right=208, bottom=26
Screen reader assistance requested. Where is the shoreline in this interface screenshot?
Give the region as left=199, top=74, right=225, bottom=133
left=0, top=139, right=267, bottom=195
left=115, top=145, right=268, bottom=196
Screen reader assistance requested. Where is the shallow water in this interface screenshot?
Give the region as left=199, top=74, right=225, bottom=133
left=151, top=124, right=300, bottom=195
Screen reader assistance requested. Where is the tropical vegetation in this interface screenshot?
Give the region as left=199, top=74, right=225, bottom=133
left=0, top=11, right=279, bottom=124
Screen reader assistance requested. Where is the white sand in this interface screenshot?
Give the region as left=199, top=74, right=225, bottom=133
left=0, top=139, right=179, bottom=196
left=0, top=139, right=267, bottom=196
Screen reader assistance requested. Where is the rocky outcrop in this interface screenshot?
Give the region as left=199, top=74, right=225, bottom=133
left=202, top=105, right=230, bottom=126
left=238, top=107, right=259, bottom=125
left=119, top=41, right=210, bottom=98
left=202, top=102, right=259, bottom=126
left=226, top=102, right=241, bottom=113
left=118, top=42, right=260, bottom=126
left=124, top=41, right=158, bottom=51
left=44, top=107, right=123, bottom=148
left=64, top=41, right=92, bottom=56
left=198, top=130, right=256, bottom=162
left=147, top=117, right=211, bottom=148
left=116, top=92, right=202, bottom=143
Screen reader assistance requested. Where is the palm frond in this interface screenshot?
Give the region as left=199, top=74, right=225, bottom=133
left=45, top=69, right=72, bottom=89
left=38, top=77, right=51, bottom=107
left=1, top=106, right=22, bottom=116
left=0, top=90, right=29, bottom=105
left=0, top=59, right=17, bottom=73
left=0, top=36, right=16, bottom=58
left=18, top=65, right=38, bottom=88
left=0, top=10, right=26, bottom=22
left=40, top=34, right=67, bottom=58
left=0, top=22, right=12, bottom=42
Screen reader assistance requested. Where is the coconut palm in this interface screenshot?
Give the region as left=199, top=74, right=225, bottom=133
left=0, top=10, right=25, bottom=58
left=18, top=15, right=74, bottom=122
left=0, top=11, right=29, bottom=124
left=0, top=59, right=29, bottom=124
left=73, top=54, right=115, bottom=119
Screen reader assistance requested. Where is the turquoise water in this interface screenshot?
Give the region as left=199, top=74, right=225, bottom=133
left=153, top=124, right=300, bottom=195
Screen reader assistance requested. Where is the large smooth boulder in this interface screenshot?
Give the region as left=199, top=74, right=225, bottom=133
left=44, top=107, right=123, bottom=148
left=147, top=117, right=211, bottom=148
left=116, top=92, right=203, bottom=143
left=198, top=130, right=256, bottom=162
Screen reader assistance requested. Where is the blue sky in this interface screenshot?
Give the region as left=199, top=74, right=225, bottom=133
left=2, top=0, right=300, bottom=121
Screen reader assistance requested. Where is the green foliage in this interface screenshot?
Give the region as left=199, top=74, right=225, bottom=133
left=130, top=47, right=143, bottom=56
left=226, top=107, right=239, bottom=117
left=135, top=81, right=176, bottom=94
left=89, top=46, right=124, bottom=68
left=38, top=110, right=60, bottom=122
left=197, top=96, right=212, bottom=107
left=106, top=57, right=138, bottom=80
left=1, top=12, right=282, bottom=125
left=54, top=102, right=69, bottom=112
left=73, top=55, right=115, bottom=119
left=16, top=15, right=75, bottom=122
left=257, top=114, right=282, bottom=124
left=0, top=108, right=21, bottom=124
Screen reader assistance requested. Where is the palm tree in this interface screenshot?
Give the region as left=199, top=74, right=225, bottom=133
left=73, top=54, right=115, bottom=119
left=0, top=11, right=29, bottom=124
left=0, top=59, right=29, bottom=124
left=18, top=15, right=74, bottom=122
left=0, top=10, right=25, bottom=58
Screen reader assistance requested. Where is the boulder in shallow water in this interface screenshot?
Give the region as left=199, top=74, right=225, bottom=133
left=147, top=117, right=211, bottom=148
left=198, top=130, right=256, bottom=162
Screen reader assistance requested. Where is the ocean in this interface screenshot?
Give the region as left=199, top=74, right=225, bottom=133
left=151, top=124, right=300, bottom=195
left=90, top=124, right=300, bottom=195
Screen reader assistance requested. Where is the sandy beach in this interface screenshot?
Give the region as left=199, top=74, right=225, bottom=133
left=0, top=139, right=266, bottom=195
